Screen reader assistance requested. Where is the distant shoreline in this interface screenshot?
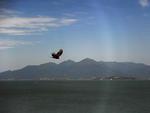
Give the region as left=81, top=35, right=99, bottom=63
left=0, top=79, right=149, bottom=82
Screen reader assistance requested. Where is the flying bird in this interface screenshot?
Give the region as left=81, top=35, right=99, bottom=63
left=51, top=49, right=63, bottom=59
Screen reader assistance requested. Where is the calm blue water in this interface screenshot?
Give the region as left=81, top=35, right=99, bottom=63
left=0, top=80, right=150, bottom=113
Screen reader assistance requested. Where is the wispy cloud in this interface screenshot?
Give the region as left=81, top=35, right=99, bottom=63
left=0, top=9, right=78, bottom=35
left=60, top=18, right=78, bottom=25
left=0, top=40, right=34, bottom=50
left=139, top=0, right=149, bottom=7
left=0, top=8, right=21, bottom=15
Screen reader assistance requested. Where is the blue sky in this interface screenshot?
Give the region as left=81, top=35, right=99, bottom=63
left=0, top=0, right=150, bottom=72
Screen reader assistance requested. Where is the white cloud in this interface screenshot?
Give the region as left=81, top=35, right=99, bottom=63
left=0, top=8, right=21, bottom=15
left=0, top=9, right=78, bottom=35
left=60, top=18, right=78, bottom=25
left=0, top=46, right=13, bottom=50
left=139, top=0, right=149, bottom=7
left=0, top=16, right=78, bottom=35
left=0, top=40, right=34, bottom=50
left=0, top=28, right=33, bottom=35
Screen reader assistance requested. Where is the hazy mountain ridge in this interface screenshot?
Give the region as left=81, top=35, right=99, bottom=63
left=0, top=58, right=150, bottom=80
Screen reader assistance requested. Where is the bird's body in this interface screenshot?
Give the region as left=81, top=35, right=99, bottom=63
left=51, top=49, right=63, bottom=59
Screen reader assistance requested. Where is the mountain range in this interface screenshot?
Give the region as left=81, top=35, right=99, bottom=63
left=0, top=58, right=150, bottom=80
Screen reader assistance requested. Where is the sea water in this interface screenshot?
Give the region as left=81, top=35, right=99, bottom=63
left=0, top=80, right=150, bottom=113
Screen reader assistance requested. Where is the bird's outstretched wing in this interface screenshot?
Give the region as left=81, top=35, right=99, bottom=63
left=56, top=49, right=63, bottom=57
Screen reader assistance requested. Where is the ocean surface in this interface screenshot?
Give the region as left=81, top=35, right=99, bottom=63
left=0, top=80, right=150, bottom=113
